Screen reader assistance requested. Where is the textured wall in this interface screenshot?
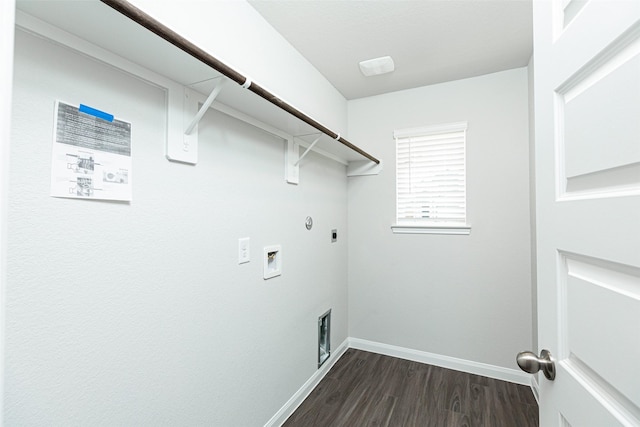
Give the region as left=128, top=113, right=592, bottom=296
left=347, top=68, right=533, bottom=369
left=6, top=30, right=348, bottom=426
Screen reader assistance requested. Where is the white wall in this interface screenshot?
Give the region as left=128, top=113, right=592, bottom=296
left=5, top=29, right=348, bottom=426
left=347, top=68, right=532, bottom=369
left=1, top=2, right=16, bottom=423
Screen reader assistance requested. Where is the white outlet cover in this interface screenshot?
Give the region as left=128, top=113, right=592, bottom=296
left=238, top=237, right=250, bottom=264
left=263, top=245, right=282, bottom=279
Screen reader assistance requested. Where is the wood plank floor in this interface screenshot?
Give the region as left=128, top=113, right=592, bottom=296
left=283, top=349, right=538, bottom=427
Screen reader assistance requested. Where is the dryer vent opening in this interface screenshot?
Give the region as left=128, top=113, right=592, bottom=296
left=318, top=309, right=331, bottom=368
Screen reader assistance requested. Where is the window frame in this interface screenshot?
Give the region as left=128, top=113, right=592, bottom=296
left=391, top=121, right=471, bottom=235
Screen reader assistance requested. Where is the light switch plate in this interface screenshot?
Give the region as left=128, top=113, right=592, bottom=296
left=238, top=237, right=250, bottom=264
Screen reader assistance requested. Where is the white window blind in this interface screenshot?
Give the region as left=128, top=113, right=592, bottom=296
left=395, top=122, right=467, bottom=227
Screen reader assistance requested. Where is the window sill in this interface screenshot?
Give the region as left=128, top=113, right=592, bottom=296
left=391, top=224, right=471, bottom=235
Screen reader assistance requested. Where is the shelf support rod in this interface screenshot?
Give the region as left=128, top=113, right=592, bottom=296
left=294, top=134, right=321, bottom=166
left=184, top=77, right=226, bottom=135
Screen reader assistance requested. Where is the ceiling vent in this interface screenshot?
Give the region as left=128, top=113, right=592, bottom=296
left=358, top=56, right=395, bottom=77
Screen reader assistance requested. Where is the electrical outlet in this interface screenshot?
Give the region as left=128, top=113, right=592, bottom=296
left=238, top=237, right=250, bottom=264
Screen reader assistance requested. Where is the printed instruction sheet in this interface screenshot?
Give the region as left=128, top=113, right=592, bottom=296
left=51, top=101, right=132, bottom=201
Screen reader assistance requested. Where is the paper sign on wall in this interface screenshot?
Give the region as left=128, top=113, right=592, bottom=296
left=50, top=101, right=132, bottom=201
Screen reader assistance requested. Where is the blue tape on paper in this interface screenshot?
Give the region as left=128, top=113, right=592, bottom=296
left=79, top=104, right=114, bottom=122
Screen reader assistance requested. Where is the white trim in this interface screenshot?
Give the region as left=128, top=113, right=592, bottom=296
left=393, top=121, right=467, bottom=139
left=348, top=338, right=531, bottom=385
left=530, top=374, right=540, bottom=404
left=264, top=339, right=349, bottom=427
left=391, top=224, right=471, bottom=235
left=395, top=122, right=468, bottom=226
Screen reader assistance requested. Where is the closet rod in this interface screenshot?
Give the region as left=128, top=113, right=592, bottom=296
left=99, top=0, right=380, bottom=165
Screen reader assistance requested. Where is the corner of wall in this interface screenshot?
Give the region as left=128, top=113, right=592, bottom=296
left=527, top=55, right=538, bottom=352
left=264, top=338, right=350, bottom=427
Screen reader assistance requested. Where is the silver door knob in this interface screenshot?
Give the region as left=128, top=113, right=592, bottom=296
left=516, top=349, right=556, bottom=380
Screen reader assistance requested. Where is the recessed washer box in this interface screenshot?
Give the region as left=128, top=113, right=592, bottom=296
left=263, top=245, right=282, bottom=279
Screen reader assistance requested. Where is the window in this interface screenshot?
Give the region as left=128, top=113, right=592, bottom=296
left=392, top=122, right=470, bottom=235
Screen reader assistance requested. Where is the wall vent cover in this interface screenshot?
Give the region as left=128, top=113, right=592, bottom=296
left=318, top=309, right=331, bottom=368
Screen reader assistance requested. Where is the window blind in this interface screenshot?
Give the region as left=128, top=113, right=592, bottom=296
left=395, top=122, right=467, bottom=225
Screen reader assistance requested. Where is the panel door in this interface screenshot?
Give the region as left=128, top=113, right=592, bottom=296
left=533, top=0, right=640, bottom=425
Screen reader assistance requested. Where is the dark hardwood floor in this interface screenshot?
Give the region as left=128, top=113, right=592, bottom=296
left=283, top=349, right=538, bottom=427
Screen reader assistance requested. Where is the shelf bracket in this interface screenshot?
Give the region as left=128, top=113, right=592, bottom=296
left=293, top=134, right=321, bottom=166
left=166, top=84, right=198, bottom=165
left=347, top=159, right=384, bottom=177
left=286, top=138, right=300, bottom=184
left=185, top=77, right=226, bottom=135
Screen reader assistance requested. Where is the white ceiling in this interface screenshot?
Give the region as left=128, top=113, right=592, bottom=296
left=249, top=0, right=533, bottom=100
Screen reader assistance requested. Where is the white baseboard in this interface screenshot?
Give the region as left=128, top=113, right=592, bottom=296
left=265, top=337, right=533, bottom=426
left=530, top=374, right=540, bottom=404
left=348, top=338, right=531, bottom=386
left=263, top=338, right=349, bottom=427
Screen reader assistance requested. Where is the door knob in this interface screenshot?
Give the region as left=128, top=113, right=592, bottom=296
left=516, top=349, right=556, bottom=380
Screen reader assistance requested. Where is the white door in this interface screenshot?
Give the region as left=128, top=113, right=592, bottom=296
left=532, top=0, right=640, bottom=425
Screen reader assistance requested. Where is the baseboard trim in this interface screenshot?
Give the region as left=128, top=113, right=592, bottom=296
left=530, top=374, right=540, bottom=404
left=263, top=338, right=349, bottom=427
left=348, top=338, right=531, bottom=386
